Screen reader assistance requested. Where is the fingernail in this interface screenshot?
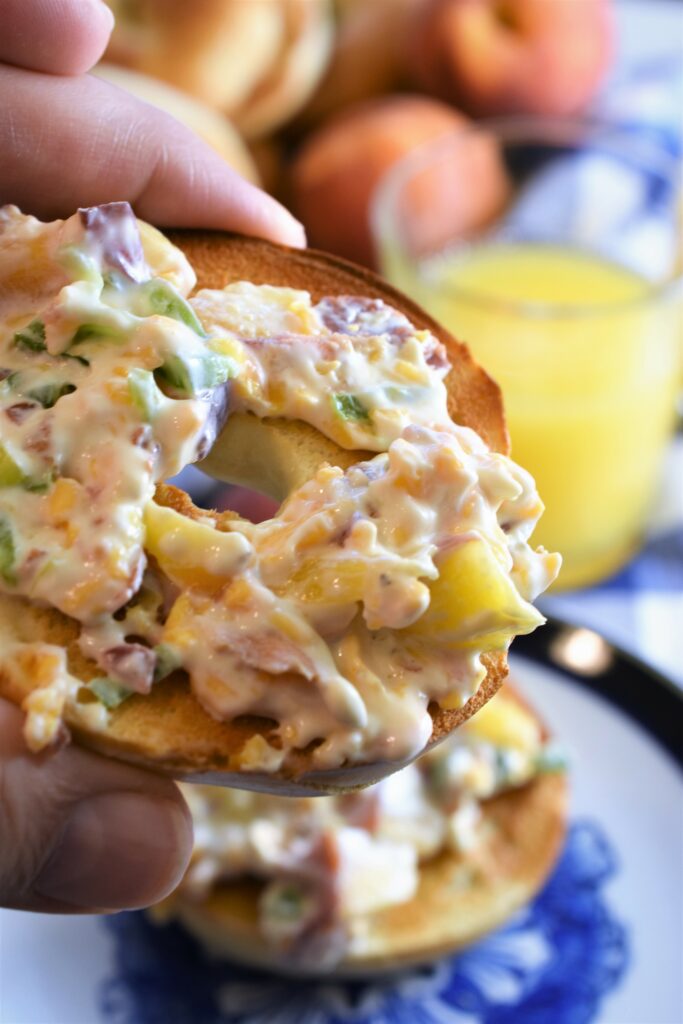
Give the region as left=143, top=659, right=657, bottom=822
left=286, top=217, right=307, bottom=249
left=34, top=792, right=192, bottom=911
left=94, top=0, right=115, bottom=30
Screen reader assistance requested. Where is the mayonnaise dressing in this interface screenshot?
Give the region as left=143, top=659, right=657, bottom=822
left=191, top=284, right=452, bottom=450
left=0, top=204, right=560, bottom=761
left=0, top=204, right=235, bottom=623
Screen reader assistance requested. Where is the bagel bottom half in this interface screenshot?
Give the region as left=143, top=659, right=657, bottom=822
left=171, top=771, right=567, bottom=976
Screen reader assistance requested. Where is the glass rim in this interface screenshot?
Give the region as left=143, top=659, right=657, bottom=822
left=371, top=114, right=683, bottom=321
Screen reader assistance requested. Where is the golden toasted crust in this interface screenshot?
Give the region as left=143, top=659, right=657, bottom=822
left=0, top=233, right=509, bottom=793
left=173, top=771, right=568, bottom=975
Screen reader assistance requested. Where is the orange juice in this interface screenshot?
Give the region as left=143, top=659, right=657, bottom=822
left=385, top=242, right=680, bottom=588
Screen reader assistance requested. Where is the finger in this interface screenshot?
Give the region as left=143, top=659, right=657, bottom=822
left=0, top=0, right=114, bottom=76
left=0, top=65, right=306, bottom=247
left=0, top=699, right=193, bottom=913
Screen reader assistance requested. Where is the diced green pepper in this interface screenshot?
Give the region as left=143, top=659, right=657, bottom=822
left=127, top=368, right=162, bottom=422
left=332, top=392, right=370, bottom=422
left=87, top=677, right=133, bottom=709
left=26, top=382, right=76, bottom=409
left=63, top=352, right=90, bottom=367
left=0, top=444, right=24, bottom=488
left=141, top=280, right=205, bottom=337
left=153, top=643, right=182, bottom=683
left=0, top=518, right=16, bottom=584
left=14, top=320, right=46, bottom=354
left=70, top=323, right=125, bottom=346
left=155, top=354, right=191, bottom=394
left=13, top=320, right=89, bottom=366
left=155, top=352, right=234, bottom=397
left=24, top=473, right=55, bottom=494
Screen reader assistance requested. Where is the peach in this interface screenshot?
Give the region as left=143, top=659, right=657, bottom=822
left=289, top=95, right=509, bottom=267
left=407, top=0, right=614, bottom=117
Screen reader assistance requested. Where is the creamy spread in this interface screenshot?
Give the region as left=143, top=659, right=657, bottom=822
left=0, top=203, right=234, bottom=621
left=192, top=285, right=451, bottom=450
left=0, top=204, right=561, bottom=764
left=175, top=689, right=566, bottom=967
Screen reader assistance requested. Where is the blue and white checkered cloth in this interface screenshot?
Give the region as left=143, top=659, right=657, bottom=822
left=540, top=50, right=683, bottom=687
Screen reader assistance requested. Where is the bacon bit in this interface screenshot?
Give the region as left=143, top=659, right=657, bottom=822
left=131, top=424, right=152, bottom=447
left=425, top=339, right=449, bottom=370
left=49, top=720, right=72, bottom=753
left=131, top=424, right=161, bottom=460
left=285, top=831, right=347, bottom=967
left=100, top=643, right=156, bottom=694
left=337, top=790, right=381, bottom=832
left=0, top=368, right=13, bottom=381
left=221, top=631, right=317, bottom=681
left=144, top=557, right=181, bottom=620
left=24, top=420, right=52, bottom=456
left=5, top=401, right=40, bottom=424
left=315, top=296, right=412, bottom=341
left=20, top=548, right=48, bottom=581
left=78, top=203, right=148, bottom=283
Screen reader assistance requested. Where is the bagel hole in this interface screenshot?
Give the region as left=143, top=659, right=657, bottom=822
left=215, top=485, right=279, bottom=524
left=166, top=467, right=279, bottom=523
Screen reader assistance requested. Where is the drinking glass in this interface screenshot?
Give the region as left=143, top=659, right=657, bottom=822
left=372, top=117, right=682, bottom=589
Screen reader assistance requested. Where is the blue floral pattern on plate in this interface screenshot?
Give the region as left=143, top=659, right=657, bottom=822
left=99, top=821, right=629, bottom=1024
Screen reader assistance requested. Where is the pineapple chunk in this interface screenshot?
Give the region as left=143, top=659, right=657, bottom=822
left=0, top=443, right=25, bottom=487
left=47, top=478, right=81, bottom=520
left=464, top=690, right=542, bottom=754
left=144, top=501, right=251, bottom=590
left=284, top=557, right=368, bottom=605
left=405, top=536, right=544, bottom=650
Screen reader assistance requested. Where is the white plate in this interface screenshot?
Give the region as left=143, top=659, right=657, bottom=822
left=1, top=620, right=681, bottom=1024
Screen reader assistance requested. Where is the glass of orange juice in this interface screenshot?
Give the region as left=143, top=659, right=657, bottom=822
left=372, top=117, right=682, bottom=590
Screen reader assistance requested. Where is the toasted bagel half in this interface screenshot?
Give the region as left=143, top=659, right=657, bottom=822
left=170, top=682, right=568, bottom=977
left=0, top=233, right=512, bottom=794
left=175, top=775, right=567, bottom=975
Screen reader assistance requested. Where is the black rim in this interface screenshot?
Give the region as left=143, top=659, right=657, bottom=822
left=513, top=617, right=683, bottom=769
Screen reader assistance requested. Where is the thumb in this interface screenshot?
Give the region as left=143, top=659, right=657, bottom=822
left=0, top=698, right=192, bottom=913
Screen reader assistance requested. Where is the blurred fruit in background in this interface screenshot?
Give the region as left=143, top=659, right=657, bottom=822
left=296, top=0, right=423, bottom=127
left=232, top=0, right=334, bottom=139
left=289, top=95, right=509, bottom=267
left=406, top=0, right=614, bottom=117
left=104, top=0, right=333, bottom=138
left=93, top=63, right=261, bottom=183
left=100, top=0, right=615, bottom=270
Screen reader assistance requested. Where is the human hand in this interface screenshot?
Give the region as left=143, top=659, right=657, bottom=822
left=0, top=0, right=305, bottom=243
left=0, top=0, right=303, bottom=913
